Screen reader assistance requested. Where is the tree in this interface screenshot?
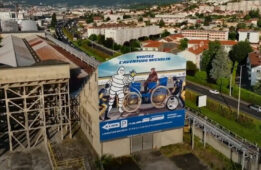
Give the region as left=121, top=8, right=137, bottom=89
left=195, top=71, right=207, bottom=81
left=210, top=47, right=232, bottom=82
left=51, top=13, right=57, bottom=28
left=97, top=35, right=105, bottom=45
left=253, top=80, right=261, bottom=95
left=236, top=23, right=246, bottom=30
left=204, top=15, right=212, bottom=26
left=178, top=38, right=188, bottom=50
left=89, top=34, right=97, bottom=41
left=249, top=9, right=260, bottom=18
left=257, top=19, right=261, bottom=28
left=229, top=41, right=253, bottom=63
left=159, top=19, right=165, bottom=28
left=186, top=61, right=198, bottom=76
left=123, top=14, right=131, bottom=19
left=138, top=16, right=143, bottom=22
left=104, top=38, right=114, bottom=48
left=161, top=30, right=170, bottom=38
left=200, top=41, right=221, bottom=74
left=228, top=31, right=237, bottom=40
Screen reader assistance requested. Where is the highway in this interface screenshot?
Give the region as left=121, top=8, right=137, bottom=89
left=186, top=81, right=261, bottom=120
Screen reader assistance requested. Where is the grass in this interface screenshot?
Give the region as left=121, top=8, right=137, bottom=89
left=186, top=90, right=261, bottom=146
left=160, top=133, right=241, bottom=170
left=187, top=75, right=261, bottom=106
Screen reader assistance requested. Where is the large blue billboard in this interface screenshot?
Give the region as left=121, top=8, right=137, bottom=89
left=100, top=110, right=185, bottom=141
left=98, top=51, right=186, bottom=141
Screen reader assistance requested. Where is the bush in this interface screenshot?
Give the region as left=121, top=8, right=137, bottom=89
left=186, top=61, right=198, bottom=76
left=195, top=71, right=207, bottom=82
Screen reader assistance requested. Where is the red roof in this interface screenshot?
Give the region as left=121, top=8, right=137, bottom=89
left=248, top=51, right=261, bottom=67
left=188, top=44, right=208, bottom=55
left=143, top=41, right=162, bottom=48
left=188, top=39, right=237, bottom=46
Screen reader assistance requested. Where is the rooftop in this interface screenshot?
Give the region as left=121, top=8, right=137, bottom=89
left=248, top=51, right=261, bottom=68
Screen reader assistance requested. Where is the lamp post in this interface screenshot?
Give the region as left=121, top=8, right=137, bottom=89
left=237, top=65, right=243, bottom=119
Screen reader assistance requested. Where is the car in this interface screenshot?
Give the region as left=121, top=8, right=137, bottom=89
left=209, top=89, right=220, bottom=94
left=248, top=105, right=261, bottom=112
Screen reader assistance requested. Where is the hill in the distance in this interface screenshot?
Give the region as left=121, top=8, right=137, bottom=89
left=8, top=0, right=180, bottom=7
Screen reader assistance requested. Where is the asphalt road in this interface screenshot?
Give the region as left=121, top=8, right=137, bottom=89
left=186, top=81, right=261, bottom=120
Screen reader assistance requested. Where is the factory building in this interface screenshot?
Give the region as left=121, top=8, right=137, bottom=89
left=0, top=34, right=186, bottom=158
left=0, top=20, right=19, bottom=32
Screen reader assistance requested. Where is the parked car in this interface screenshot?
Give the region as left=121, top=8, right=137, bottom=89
left=209, top=89, right=220, bottom=94
left=248, top=105, right=261, bottom=112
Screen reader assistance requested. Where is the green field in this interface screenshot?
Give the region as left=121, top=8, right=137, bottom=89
left=186, top=90, right=261, bottom=146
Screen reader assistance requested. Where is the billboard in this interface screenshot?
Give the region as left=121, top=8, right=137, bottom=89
left=98, top=51, right=186, bottom=141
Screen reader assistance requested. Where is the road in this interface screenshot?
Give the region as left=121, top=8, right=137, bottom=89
left=186, top=81, right=261, bottom=120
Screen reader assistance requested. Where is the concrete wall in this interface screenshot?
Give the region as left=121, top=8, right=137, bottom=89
left=79, top=70, right=102, bottom=156
left=0, top=31, right=45, bottom=39
left=153, top=128, right=183, bottom=149
left=0, top=64, right=70, bottom=84
left=194, top=127, right=260, bottom=170
left=102, top=138, right=131, bottom=157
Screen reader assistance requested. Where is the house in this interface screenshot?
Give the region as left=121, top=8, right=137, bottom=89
left=141, top=40, right=163, bottom=51
left=238, top=29, right=259, bottom=44
left=247, top=51, right=261, bottom=86
left=178, top=43, right=208, bottom=69
left=159, top=33, right=184, bottom=43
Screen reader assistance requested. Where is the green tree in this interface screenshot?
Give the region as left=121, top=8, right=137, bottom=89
left=229, top=31, right=237, bottom=40
left=178, top=38, right=188, bottom=50
left=97, top=34, right=105, bottom=45
left=257, top=19, right=261, bottom=28
left=89, top=34, right=97, bottom=41
left=138, top=16, right=143, bottom=22
left=159, top=19, right=165, bottom=28
left=249, top=9, right=260, bottom=18
left=186, top=61, right=198, bottom=76
left=244, top=14, right=251, bottom=20
left=51, top=13, right=57, bottom=28
left=236, top=23, right=246, bottom=30
left=204, top=15, right=212, bottom=26
left=253, top=80, right=261, bottom=95
left=195, top=71, right=207, bottom=81
left=104, top=38, right=114, bottom=48
left=161, top=30, right=170, bottom=38
left=123, top=14, right=131, bottom=19
left=200, top=41, right=221, bottom=74
left=229, top=41, right=253, bottom=63
left=210, top=47, right=232, bottom=81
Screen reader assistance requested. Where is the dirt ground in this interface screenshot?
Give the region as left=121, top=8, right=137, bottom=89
left=0, top=143, right=51, bottom=170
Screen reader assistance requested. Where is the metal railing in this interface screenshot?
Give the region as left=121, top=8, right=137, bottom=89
left=186, top=107, right=260, bottom=169
left=45, top=31, right=100, bottom=68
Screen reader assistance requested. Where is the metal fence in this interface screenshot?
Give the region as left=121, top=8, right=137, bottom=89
left=45, top=32, right=100, bottom=68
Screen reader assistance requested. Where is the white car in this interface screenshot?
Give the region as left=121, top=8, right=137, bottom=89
left=209, top=89, right=220, bottom=94
left=249, top=105, right=261, bottom=112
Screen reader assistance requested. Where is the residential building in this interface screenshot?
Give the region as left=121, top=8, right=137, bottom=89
left=247, top=51, right=261, bottom=86
left=238, top=30, right=259, bottom=44
left=181, top=30, right=229, bottom=40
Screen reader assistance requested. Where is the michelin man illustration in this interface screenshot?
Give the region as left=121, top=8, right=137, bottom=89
left=107, top=66, right=136, bottom=114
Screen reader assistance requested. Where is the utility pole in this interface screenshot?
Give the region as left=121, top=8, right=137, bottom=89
left=237, top=65, right=242, bottom=119
left=229, top=74, right=232, bottom=96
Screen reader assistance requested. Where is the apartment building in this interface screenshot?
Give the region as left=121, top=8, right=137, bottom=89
left=238, top=30, right=259, bottom=44
left=181, top=30, right=229, bottom=40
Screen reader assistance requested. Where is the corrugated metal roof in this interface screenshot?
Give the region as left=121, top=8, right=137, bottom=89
left=0, top=35, right=35, bottom=67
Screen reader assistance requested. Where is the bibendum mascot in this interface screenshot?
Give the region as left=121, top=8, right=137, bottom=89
left=107, top=66, right=136, bottom=115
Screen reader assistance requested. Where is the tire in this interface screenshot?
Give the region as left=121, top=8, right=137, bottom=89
left=123, top=92, right=141, bottom=113
left=166, top=96, right=179, bottom=110
left=150, top=86, right=170, bottom=109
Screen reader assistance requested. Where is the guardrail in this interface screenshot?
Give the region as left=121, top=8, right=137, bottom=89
left=45, top=31, right=100, bottom=68
left=186, top=107, right=260, bottom=170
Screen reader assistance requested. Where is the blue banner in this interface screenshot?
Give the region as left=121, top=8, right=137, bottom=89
left=100, top=110, right=185, bottom=141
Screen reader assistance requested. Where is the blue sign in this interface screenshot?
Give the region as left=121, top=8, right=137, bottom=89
left=100, top=110, right=185, bottom=141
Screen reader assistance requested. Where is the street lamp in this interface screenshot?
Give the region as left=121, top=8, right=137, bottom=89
left=237, top=65, right=244, bottom=119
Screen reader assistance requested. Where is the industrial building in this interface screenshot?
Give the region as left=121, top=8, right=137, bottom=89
left=0, top=20, right=19, bottom=32
left=0, top=33, right=186, bottom=159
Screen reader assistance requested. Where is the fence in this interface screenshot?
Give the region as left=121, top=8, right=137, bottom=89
left=45, top=32, right=100, bottom=68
